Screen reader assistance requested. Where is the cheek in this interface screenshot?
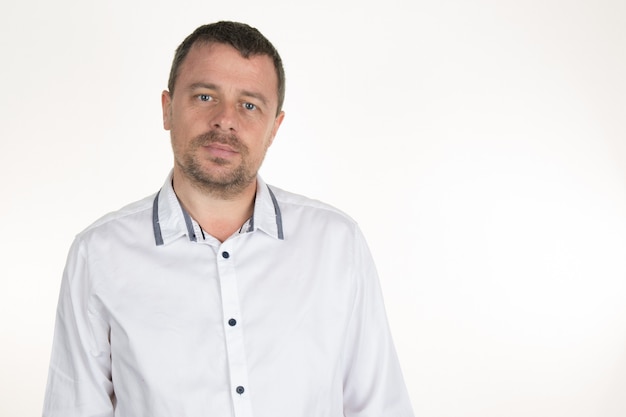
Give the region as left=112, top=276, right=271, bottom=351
left=264, top=128, right=277, bottom=149
left=171, top=109, right=206, bottom=137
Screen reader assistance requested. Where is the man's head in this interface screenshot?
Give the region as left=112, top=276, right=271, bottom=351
left=168, top=21, right=285, bottom=115
left=162, top=22, right=286, bottom=199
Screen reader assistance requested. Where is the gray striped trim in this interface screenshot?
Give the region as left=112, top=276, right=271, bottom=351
left=152, top=191, right=164, bottom=246
left=152, top=189, right=197, bottom=245
left=180, top=205, right=197, bottom=242
left=267, top=186, right=284, bottom=240
left=247, top=214, right=255, bottom=233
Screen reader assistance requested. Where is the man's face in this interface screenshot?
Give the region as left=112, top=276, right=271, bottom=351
left=162, top=42, right=284, bottom=195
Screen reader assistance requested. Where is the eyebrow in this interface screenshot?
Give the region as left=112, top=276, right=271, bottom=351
left=189, top=82, right=218, bottom=91
left=188, top=82, right=269, bottom=106
left=240, top=90, right=269, bottom=106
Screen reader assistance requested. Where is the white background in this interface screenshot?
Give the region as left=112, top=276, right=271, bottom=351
left=2, top=0, right=625, bottom=416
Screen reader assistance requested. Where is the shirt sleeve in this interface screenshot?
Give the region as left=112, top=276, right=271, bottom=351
left=342, top=227, right=415, bottom=417
left=43, top=237, right=115, bottom=417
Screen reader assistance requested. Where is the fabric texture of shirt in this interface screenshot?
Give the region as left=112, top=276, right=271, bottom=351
left=43, top=172, right=414, bottom=417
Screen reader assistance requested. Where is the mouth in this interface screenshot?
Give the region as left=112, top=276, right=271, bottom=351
left=202, top=142, right=239, bottom=159
left=193, top=131, right=243, bottom=160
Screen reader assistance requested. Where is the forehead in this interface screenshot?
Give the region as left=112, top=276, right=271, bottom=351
left=177, top=42, right=278, bottom=96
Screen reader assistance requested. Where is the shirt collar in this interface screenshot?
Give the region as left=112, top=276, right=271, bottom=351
left=152, top=171, right=284, bottom=246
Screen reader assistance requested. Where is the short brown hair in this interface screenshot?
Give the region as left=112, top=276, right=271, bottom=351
left=168, top=21, right=286, bottom=114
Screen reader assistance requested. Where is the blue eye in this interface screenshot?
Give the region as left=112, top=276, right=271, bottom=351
left=198, top=94, right=213, bottom=102
left=243, top=102, right=256, bottom=111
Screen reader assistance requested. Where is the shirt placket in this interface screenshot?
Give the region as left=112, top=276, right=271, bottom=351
left=217, top=242, right=253, bottom=417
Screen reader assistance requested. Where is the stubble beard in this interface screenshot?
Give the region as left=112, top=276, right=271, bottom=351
left=175, top=130, right=262, bottom=199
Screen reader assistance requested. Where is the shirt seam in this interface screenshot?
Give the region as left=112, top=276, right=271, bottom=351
left=339, top=223, right=361, bottom=364
left=78, top=199, right=155, bottom=238
left=74, top=237, right=110, bottom=356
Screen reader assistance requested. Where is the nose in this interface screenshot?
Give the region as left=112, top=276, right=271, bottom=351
left=210, top=102, right=237, bottom=132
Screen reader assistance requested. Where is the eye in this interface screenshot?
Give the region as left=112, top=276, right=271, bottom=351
left=198, top=94, right=213, bottom=102
left=243, top=102, right=257, bottom=111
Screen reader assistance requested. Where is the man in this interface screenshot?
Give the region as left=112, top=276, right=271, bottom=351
left=43, top=21, right=414, bottom=417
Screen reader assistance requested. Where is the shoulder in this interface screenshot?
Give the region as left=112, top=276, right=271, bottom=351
left=75, top=193, right=156, bottom=243
left=267, top=184, right=359, bottom=230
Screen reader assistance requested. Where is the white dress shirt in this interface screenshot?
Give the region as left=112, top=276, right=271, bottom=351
left=43, top=172, right=414, bottom=417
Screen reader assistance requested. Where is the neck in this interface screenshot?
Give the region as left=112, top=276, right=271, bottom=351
left=172, top=169, right=257, bottom=242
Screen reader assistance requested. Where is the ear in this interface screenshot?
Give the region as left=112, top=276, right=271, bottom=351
left=161, top=90, right=172, bottom=131
left=268, top=111, right=285, bottom=147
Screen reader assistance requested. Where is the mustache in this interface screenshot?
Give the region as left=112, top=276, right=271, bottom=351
left=193, top=131, right=245, bottom=152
